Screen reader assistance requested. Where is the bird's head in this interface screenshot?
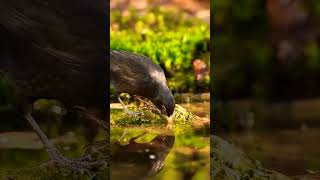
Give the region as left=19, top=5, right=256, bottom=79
left=152, top=87, right=175, bottom=117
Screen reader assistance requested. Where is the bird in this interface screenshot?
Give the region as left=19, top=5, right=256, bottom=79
left=0, top=0, right=108, bottom=172
left=110, top=50, right=175, bottom=117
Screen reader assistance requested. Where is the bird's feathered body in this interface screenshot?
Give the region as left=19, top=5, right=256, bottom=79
left=111, top=50, right=165, bottom=98
left=0, top=0, right=109, bottom=170
left=110, top=50, right=175, bottom=116
left=0, top=0, right=108, bottom=112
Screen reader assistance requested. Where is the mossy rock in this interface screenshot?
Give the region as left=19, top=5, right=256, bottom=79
left=211, top=135, right=292, bottom=180
left=110, top=104, right=196, bottom=126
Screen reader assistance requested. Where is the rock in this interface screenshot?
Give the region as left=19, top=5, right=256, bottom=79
left=211, top=135, right=292, bottom=180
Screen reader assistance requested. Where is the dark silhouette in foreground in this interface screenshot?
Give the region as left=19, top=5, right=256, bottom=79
left=0, top=0, right=108, bottom=172
left=110, top=50, right=175, bottom=116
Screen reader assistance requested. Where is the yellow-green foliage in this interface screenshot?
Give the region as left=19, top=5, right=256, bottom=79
left=111, top=7, right=210, bottom=92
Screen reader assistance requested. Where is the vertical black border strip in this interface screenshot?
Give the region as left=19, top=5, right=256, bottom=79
left=105, top=1, right=111, bottom=179
left=210, top=0, right=214, bottom=178
left=106, top=0, right=110, bottom=134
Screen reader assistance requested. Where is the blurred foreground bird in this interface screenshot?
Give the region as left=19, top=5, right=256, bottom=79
left=110, top=50, right=175, bottom=117
left=0, top=0, right=108, bottom=172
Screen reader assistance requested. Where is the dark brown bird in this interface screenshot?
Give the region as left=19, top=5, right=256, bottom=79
left=0, top=0, right=108, bottom=171
left=110, top=50, right=175, bottom=117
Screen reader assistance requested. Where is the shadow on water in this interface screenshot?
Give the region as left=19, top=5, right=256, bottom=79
left=110, top=126, right=210, bottom=180
left=109, top=96, right=210, bottom=180
left=111, top=131, right=175, bottom=179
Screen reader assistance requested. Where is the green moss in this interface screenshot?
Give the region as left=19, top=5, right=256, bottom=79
left=211, top=135, right=292, bottom=180
left=110, top=109, right=166, bottom=126
left=110, top=6, right=210, bottom=93
left=111, top=104, right=195, bottom=127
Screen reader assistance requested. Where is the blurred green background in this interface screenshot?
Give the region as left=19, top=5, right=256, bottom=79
left=214, top=0, right=320, bottom=177
left=214, top=0, right=320, bottom=100
left=110, top=1, right=210, bottom=94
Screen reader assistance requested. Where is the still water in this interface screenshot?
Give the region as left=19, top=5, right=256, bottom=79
left=109, top=100, right=211, bottom=180
left=110, top=126, right=210, bottom=180
left=221, top=128, right=320, bottom=176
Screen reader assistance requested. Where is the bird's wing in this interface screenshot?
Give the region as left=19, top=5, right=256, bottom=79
left=0, top=0, right=107, bottom=69
left=110, top=51, right=165, bottom=98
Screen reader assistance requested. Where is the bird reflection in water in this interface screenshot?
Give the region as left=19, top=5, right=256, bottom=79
left=111, top=131, right=175, bottom=180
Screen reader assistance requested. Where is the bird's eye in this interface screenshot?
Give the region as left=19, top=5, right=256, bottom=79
left=162, top=105, right=166, bottom=112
